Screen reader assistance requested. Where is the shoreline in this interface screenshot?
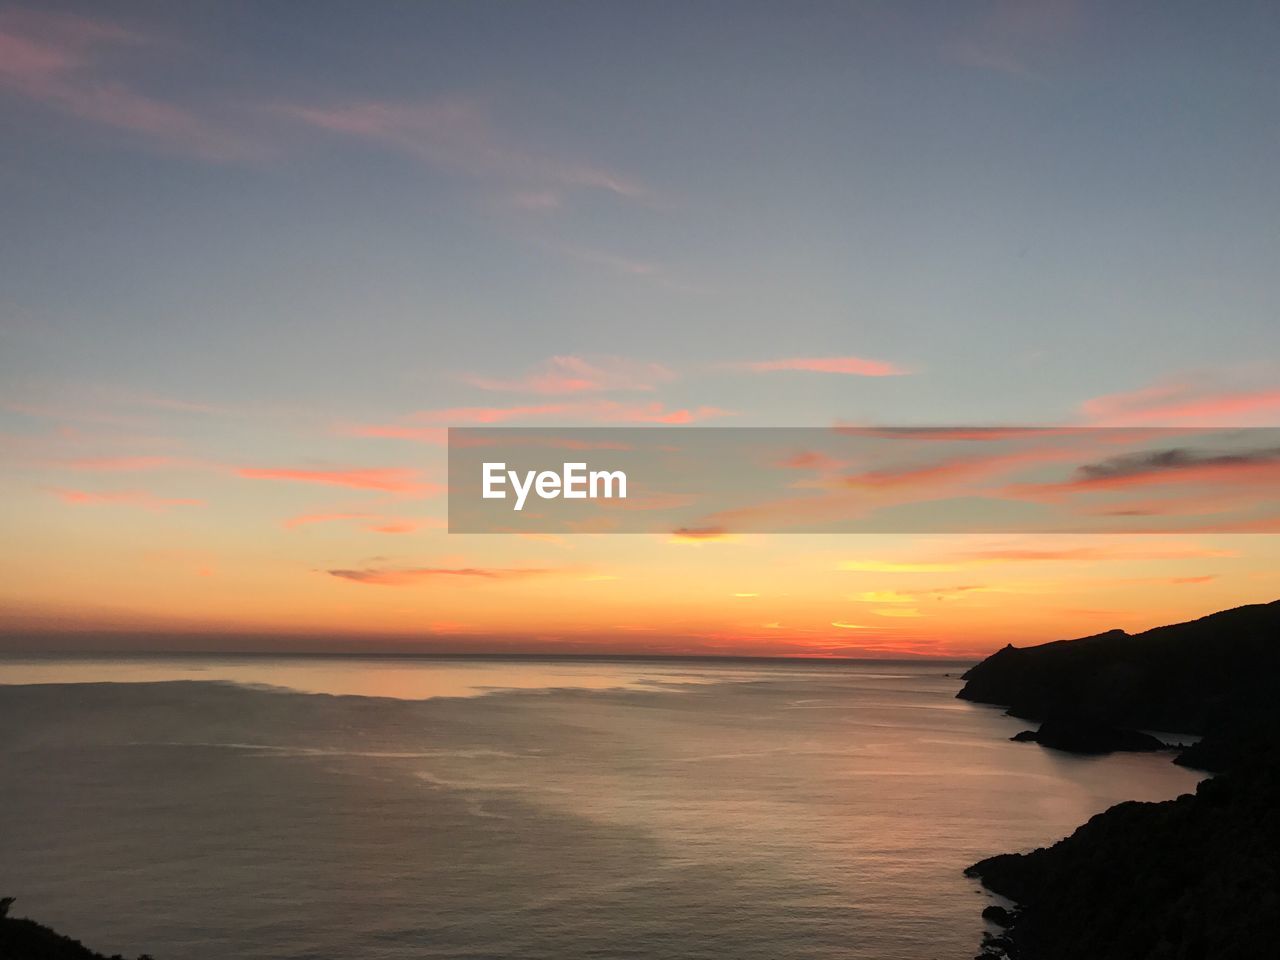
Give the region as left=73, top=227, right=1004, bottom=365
left=957, top=600, right=1280, bottom=959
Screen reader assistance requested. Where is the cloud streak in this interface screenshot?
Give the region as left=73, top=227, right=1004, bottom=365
left=737, top=356, right=907, bottom=377
left=50, top=488, right=204, bottom=510
left=347, top=400, right=732, bottom=439
left=1083, top=382, right=1280, bottom=426
left=0, top=9, right=255, bottom=161
left=328, top=566, right=555, bottom=586
left=237, top=467, right=441, bottom=496
left=463, top=355, right=675, bottom=395
left=276, top=95, right=648, bottom=201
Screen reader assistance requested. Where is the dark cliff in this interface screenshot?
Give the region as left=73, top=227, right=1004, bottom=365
left=957, top=599, right=1280, bottom=738
left=0, top=898, right=151, bottom=960
left=960, top=600, right=1280, bottom=960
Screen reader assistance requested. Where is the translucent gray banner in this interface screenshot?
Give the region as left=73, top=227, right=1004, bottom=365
left=447, top=427, right=1280, bottom=534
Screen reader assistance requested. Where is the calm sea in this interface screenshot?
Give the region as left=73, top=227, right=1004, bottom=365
left=0, top=657, right=1202, bottom=959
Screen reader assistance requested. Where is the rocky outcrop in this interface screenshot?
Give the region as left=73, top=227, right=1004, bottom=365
left=1009, top=716, right=1166, bottom=754
left=961, top=600, right=1280, bottom=958
left=0, top=898, right=152, bottom=960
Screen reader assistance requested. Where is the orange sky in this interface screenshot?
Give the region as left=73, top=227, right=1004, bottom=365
left=2, top=6, right=1278, bottom=656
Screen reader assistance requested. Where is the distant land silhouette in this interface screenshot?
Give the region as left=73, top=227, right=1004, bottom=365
left=959, top=600, right=1280, bottom=959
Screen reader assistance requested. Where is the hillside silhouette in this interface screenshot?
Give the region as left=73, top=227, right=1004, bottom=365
left=0, top=898, right=152, bottom=960
left=959, top=600, right=1280, bottom=959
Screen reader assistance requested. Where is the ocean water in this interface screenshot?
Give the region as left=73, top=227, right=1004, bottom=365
left=0, top=657, right=1203, bottom=959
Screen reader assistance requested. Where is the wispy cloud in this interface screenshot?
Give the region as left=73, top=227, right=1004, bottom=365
left=1009, top=445, right=1280, bottom=499
left=839, top=540, right=1234, bottom=572
left=954, top=543, right=1233, bottom=564
left=275, top=94, right=648, bottom=201
left=838, top=560, right=959, bottom=573
left=946, top=0, right=1077, bottom=81
left=463, top=355, right=674, bottom=395
left=1082, top=381, right=1280, bottom=426
left=736, top=356, right=907, bottom=377
left=283, top=512, right=438, bottom=534
left=328, top=566, right=555, bottom=586
left=236, top=467, right=441, bottom=496
left=668, top=526, right=736, bottom=544
left=347, top=400, right=731, bottom=439
left=0, top=9, right=256, bottom=161
left=50, top=487, right=204, bottom=510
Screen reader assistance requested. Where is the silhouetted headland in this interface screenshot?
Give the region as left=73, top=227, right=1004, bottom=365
left=959, top=600, right=1280, bottom=959
left=0, top=898, right=151, bottom=960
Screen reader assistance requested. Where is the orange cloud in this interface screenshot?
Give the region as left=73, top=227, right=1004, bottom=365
left=739, top=356, right=907, bottom=376
left=956, top=544, right=1233, bottom=563
left=237, top=467, right=440, bottom=495
left=668, top=526, right=736, bottom=543
left=328, top=566, right=554, bottom=586
left=282, top=512, right=436, bottom=533
left=463, top=355, right=674, bottom=395
left=839, top=560, right=959, bottom=573
left=51, top=488, right=204, bottom=510
left=843, top=445, right=1078, bottom=491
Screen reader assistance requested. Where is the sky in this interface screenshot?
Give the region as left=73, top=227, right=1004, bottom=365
left=2, top=0, right=1278, bottom=657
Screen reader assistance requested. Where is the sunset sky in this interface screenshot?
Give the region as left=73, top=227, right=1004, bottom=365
left=2, top=1, right=1278, bottom=657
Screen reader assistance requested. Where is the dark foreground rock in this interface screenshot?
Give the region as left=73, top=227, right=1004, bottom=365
left=960, top=599, right=1280, bottom=958
left=0, top=898, right=152, bottom=960
left=966, top=761, right=1280, bottom=960
left=1009, top=716, right=1166, bottom=754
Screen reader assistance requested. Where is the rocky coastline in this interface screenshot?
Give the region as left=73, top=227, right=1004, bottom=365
left=958, top=600, right=1280, bottom=959
left=0, top=898, right=151, bottom=960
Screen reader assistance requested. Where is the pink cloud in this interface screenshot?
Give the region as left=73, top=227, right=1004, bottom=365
left=1082, top=382, right=1280, bottom=426
left=50, top=488, right=204, bottom=510
left=739, top=356, right=907, bottom=377
left=409, top=404, right=573, bottom=425
left=346, top=401, right=731, bottom=438
left=236, top=467, right=441, bottom=496
left=0, top=10, right=255, bottom=161
left=463, top=355, right=675, bottom=395
left=590, top=401, right=731, bottom=424
left=836, top=426, right=1084, bottom=441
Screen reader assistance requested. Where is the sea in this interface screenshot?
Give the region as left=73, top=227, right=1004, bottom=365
left=0, top=656, right=1203, bottom=960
